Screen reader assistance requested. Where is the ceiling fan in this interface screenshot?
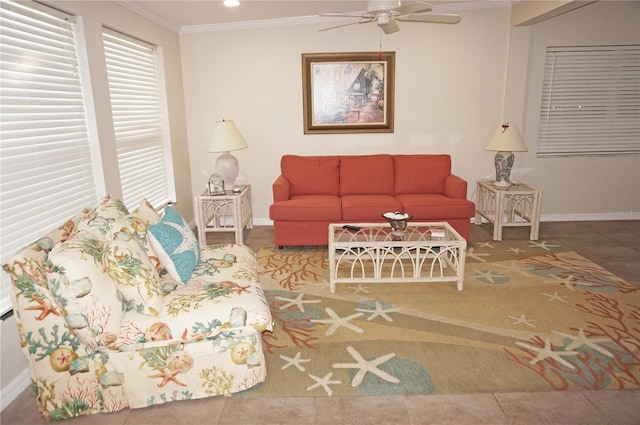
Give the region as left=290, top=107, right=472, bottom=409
left=319, top=1, right=461, bottom=34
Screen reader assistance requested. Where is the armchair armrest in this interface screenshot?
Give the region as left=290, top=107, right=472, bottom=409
left=272, top=175, right=291, bottom=202
left=444, top=174, right=468, bottom=199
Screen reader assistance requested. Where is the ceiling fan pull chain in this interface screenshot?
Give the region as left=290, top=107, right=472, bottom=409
left=379, top=27, right=383, bottom=59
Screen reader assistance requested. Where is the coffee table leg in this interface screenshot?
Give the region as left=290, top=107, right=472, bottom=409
left=329, top=244, right=336, bottom=293
left=458, top=245, right=466, bottom=291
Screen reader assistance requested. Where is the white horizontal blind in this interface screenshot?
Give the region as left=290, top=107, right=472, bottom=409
left=0, top=0, right=99, bottom=315
left=103, top=29, right=175, bottom=210
left=538, top=45, right=640, bottom=156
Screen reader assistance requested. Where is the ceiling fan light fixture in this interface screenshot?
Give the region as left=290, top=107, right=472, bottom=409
left=223, top=0, right=240, bottom=7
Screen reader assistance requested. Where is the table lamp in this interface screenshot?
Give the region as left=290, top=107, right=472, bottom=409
left=484, top=123, right=527, bottom=187
left=207, top=120, right=248, bottom=191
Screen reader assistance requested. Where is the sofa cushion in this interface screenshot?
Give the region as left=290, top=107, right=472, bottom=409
left=393, top=155, right=451, bottom=195
left=341, top=194, right=403, bottom=221
left=282, top=155, right=340, bottom=196
left=395, top=194, right=476, bottom=219
left=148, top=207, right=200, bottom=284
left=103, top=231, right=164, bottom=316
left=46, top=230, right=125, bottom=349
left=339, top=155, right=394, bottom=196
left=269, top=195, right=342, bottom=221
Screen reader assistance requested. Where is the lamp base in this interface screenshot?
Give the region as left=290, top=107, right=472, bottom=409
left=494, top=151, right=514, bottom=188
left=215, top=151, right=239, bottom=191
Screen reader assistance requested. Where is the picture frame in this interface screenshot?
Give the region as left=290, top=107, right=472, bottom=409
left=302, top=52, right=395, bottom=134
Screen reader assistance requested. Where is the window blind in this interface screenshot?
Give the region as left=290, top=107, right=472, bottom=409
left=102, top=28, right=175, bottom=210
left=0, top=0, right=100, bottom=315
left=538, top=45, right=640, bottom=156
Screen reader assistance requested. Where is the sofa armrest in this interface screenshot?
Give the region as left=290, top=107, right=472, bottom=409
left=272, top=175, right=291, bottom=202
left=444, top=174, right=468, bottom=199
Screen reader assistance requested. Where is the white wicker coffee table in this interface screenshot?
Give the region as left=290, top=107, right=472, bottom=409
left=328, top=222, right=467, bottom=293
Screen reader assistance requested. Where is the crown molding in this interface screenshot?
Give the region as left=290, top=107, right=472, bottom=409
left=117, top=1, right=514, bottom=35
left=115, top=1, right=181, bottom=33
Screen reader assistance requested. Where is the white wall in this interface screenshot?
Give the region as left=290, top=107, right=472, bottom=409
left=1, top=0, right=191, bottom=408
left=181, top=1, right=640, bottom=223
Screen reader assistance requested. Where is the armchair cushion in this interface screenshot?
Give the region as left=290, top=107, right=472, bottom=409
left=148, top=206, right=200, bottom=284
left=103, top=231, right=163, bottom=316
left=45, top=230, right=124, bottom=349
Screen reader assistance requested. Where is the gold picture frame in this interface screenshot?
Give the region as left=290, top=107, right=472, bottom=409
left=302, top=52, right=395, bottom=134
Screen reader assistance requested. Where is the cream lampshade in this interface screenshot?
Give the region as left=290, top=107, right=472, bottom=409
left=484, top=123, right=527, bottom=187
left=207, top=120, right=248, bottom=191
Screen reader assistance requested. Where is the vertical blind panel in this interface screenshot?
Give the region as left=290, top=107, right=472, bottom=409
left=103, top=30, right=174, bottom=210
left=0, top=1, right=100, bottom=315
left=538, top=45, right=640, bottom=156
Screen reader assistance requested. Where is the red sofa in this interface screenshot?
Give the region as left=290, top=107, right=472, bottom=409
left=269, top=154, right=475, bottom=246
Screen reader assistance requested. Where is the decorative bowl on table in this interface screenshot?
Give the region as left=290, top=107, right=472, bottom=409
left=382, top=212, right=413, bottom=236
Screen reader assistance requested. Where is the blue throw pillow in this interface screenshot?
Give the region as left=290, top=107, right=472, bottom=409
left=148, top=206, right=200, bottom=284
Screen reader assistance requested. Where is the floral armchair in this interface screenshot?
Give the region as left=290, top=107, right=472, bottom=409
left=2, top=196, right=273, bottom=420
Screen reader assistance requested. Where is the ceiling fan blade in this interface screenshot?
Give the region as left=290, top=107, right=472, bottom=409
left=379, top=19, right=400, bottom=34
left=319, top=12, right=369, bottom=18
left=390, top=1, right=432, bottom=15
left=399, top=13, right=461, bottom=24
left=319, top=18, right=375, bottom=32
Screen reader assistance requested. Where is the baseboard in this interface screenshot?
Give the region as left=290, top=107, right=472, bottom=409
left=1, top=368, right=30, bottom=411
left=541, top=212, right=640, bottom=221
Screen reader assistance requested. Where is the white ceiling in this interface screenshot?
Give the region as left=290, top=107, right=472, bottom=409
left=116, top=1, right=506, bottom=32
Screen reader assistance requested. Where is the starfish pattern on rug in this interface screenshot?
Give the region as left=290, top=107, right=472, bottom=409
left=509, top=314, right=537, bottom=327
left=349, top=284, right=370, bottom=294
left=275, top=292, right=321, bottom=312
left=516, top=338, right=579, bottom=369
left=477, top=242, right=495, bottom=249
left=332, top=346, right=400, bottom=387
left=314, top=280, right=331, bottom=291
left=553, top=328, right=614, bottom=357
left=355, top=301, right=401, bottom=322
left=474, top=270, right=508, bottom=284
left=280, top=352, right=312, bottom=371
left=545, top=274, right=592, bottom=291
left=311, top=308, right=364, bottom=336
left=507, top=247, right=526, bottom=254
left=466, top=247, right=491, bottom=262
left=542, top=292, right=569, bottom=303
left=493, top=260, right=531, bottom=277
left=307, top=372, right=342, bottom=396
left=529, top=241, right=560, bottom=251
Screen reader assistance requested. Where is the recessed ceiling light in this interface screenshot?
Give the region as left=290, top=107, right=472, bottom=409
left=224, top=0, right=240, bottom=6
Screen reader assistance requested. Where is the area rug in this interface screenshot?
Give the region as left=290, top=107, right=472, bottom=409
left=248, top=240, right=639, bottom=397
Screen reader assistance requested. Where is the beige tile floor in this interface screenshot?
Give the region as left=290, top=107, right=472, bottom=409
left=2, top=220, right=639, bottom=425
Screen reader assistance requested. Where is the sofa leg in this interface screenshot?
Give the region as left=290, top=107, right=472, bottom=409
left=278, top=245, right=283, bottom=250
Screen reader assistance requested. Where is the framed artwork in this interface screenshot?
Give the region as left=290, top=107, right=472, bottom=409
left=302, top=52, right=395, bottom=134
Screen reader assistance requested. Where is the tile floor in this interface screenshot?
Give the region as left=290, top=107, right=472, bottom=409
left=2, top=220, right=639, bottom=425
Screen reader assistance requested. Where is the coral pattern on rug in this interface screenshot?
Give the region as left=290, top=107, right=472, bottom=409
left=251, top=241, right=639, bottom=397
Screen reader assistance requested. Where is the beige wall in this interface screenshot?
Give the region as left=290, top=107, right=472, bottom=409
left=1, top=0, right=191, bottom=405
left=181, top=6, right=512, bottom=221
left=508, top=0, right=640, bottom=219
left=181, top=1, right=639, bottom=223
